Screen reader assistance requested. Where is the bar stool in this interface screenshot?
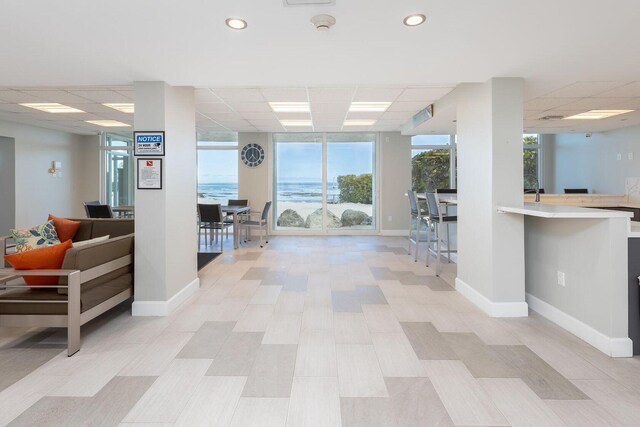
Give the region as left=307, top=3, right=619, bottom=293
left=407, top=190, right=429, bottom=262
left=425, top=192, right=457, bottom=276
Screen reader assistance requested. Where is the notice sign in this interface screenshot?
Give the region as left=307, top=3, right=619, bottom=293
left=137, top=158, right=163, bottom=190
left=134, top=131, right=165, bottom=156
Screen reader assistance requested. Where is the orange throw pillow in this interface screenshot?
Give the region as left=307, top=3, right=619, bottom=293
left=48, top=214, right=81, bottom=242
left=4, top=240, right=73, bottom=286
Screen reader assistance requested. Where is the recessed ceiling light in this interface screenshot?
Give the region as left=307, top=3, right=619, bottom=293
left=20, top=103, right=85, bottom=113
left=349, top=102, right=392, bottom=112
left=226, top=18, right=247, bottom=30
left=280, top=120, right=313, bottom=127
left=85, top=120, right=131, bottom=127
left=270, top=102, right=310, bottom=113
left=563, top=110, right=634, bottom=120
left=103, top=103, right=134, bottom=113
left=343, top=120, right=377, bottom=126
left=403, top=14, right=426, bottom=27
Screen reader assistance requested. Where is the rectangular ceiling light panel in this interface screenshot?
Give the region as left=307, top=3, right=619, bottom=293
left=343, top=120, right=377, bottom=126
left=85, top=120, right=131, bottom=127
left=563, top=110, right=634, bottom=120
left=20, top=103, right=85, bottom=113
left=270, top=102, right=310, bottom=113
left=283, top=0, right=335, bottom=6
left=103, top=103, right=135, bottom=113
left=280, top=120, right=313, bottom=127
left=349, top=102, right=392, bottom=112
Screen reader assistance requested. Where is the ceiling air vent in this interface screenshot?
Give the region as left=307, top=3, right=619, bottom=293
left=283, top=0, right=335, bottom=6
left=539, top=115, right=565, bottom=121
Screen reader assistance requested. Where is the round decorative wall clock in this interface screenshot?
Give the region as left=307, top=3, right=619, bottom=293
left=241, top=143, right=265, bottom=168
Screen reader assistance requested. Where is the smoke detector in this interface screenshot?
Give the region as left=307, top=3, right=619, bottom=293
left=310, top=14, right=336, bottom=31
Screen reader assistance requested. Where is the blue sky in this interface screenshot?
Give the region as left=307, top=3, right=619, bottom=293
left=198, top=143, right=374, bottom=184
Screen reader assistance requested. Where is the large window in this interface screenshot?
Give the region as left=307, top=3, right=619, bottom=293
left=523, top=134, right=541, bottom=190
left=411, top=135, right=456, bottom=192
left=102, top=133, right=134, bottom=207
left=197, top=133, right=238, bottom=204
left=273, top=133, right=376, bottom=231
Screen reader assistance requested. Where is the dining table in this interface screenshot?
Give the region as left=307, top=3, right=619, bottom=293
left=221, top=205, right=251, bottom=249
left=111, top=206, right=134, bottom=218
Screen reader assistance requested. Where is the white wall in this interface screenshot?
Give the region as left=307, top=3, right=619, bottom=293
left=0, top=119, right=99, bottom=228
left=380, top=132, right=411, bottom=232
left=544, top=124, right=640, bottom=194
left=525, top=215, right=631, bottom=356
left=0, top=136, right=15, bottom=235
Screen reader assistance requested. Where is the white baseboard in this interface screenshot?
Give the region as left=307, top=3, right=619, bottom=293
left=132, top=277, right=200, bottom=317
left=455, top=278, right=528, bottom=317
left=526, top=293, right=633, bottom=358
left=380, top=229, right=410, bottom=237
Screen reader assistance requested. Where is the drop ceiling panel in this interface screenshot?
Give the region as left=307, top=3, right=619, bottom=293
left=345, top=111, right=384, bottom=120
left=0, top=90, right=44, bottom=103
left=211, top=88, right=265, bottom=103
left=380, top=111, right=414, bottom=120
left=386, top=101, right=429, bottom=112
left=396, top=87, right=454, bottom=102
left=195, top=88, right=220, bottom=103
left=240, top=112, right=279, bottom=120
left=196, top=102, right=234, bottom=113
left=524, top=97, right=580, bottom=110
left=274, top=112, right=312, bottom=120
left=226, top=102, right=272, bottom=112
left=352, top=87, right=404, bottom=102
left=308, top=88, right=355, bottom=103
left=72, top=90, right=132, bottom=103
left=310, top=102, right=350, bottom=113
left=260, top=88, right=308, bottom=102
left=20, top=90, right=95, bottom=104
left=594, top=81, right=640, bottom=98
left=560, top=97, right=630, bottom=110
left=542, top=81, right=629, bottom=98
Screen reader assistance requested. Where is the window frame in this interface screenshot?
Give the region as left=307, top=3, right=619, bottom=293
left=196, top=135, right=239, bottom=204
left=411, top=134, right=457, bottom=190
left=523, top=133, right=543, bottom=189
left=100, top=132, right=134, bottom=207
left=271, top=132, right=379, bottom=235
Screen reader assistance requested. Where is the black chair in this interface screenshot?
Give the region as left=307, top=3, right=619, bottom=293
left=435, top=189, right=457, bottom=194
left=198, top=204, right=231, bottom=252
left=524, top=189, right=545, bottom=194
left=564, top=188, right=588, bottom=194
left=408, top=190, right=428, bottom=261
left=83, top=200, right=101, bottom=217
left=425, top=192, right=457, bottom=276
left=226, top=199, right=250, bottom=223
left=86, top=204, right=113, bottom=219
left=241, top=201, right=272, bottom=248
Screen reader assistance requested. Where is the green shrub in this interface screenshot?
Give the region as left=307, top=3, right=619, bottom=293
left=337, top=173, right=372, bottom=204
left=412, top=150, right=450, bottom=193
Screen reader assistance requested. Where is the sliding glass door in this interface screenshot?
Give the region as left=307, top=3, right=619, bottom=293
left=273, top=133, right=376, bottom=233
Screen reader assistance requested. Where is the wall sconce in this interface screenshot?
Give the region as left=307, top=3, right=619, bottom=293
left=48, top=161, right=62, bottom=177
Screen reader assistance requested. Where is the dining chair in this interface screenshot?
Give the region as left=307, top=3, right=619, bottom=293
left=83, top=200, right=101, bottom=217
left=198, top=203, right=231, bottom=252
left=86, top=204, right=113, bottom=219
left=241, top=201, right=272, bottom=248
left=425, top=192, right=457, bottom=276
left=564, top=188, right=588, bottom=194
left=227, top=199, right=250, bottom=224
left=408, top=190, right=429, bottom=261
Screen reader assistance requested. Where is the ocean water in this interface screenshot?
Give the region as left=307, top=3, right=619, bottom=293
left=198, top=182, right=340, bottom=203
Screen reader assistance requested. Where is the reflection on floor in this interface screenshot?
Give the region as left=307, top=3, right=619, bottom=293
left=1, top=236, right=639, bottom=426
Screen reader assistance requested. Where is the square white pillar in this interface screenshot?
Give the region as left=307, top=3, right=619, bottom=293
left=455, top=78, right=527, bottom=317
left=132, top=82, right=199, bottom=316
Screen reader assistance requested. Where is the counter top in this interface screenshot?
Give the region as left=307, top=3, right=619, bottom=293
left=497, top=203, right=634, bottom=219
left=523, top=193, right=640, bottom=209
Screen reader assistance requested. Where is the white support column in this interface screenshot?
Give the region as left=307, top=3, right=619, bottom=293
left=132, top=82, right=199, bottom=316
left=455, top=78, right=528, bottom=317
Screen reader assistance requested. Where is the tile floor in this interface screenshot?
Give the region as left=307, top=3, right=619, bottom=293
left=1, top=236, right=640, bottom=426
